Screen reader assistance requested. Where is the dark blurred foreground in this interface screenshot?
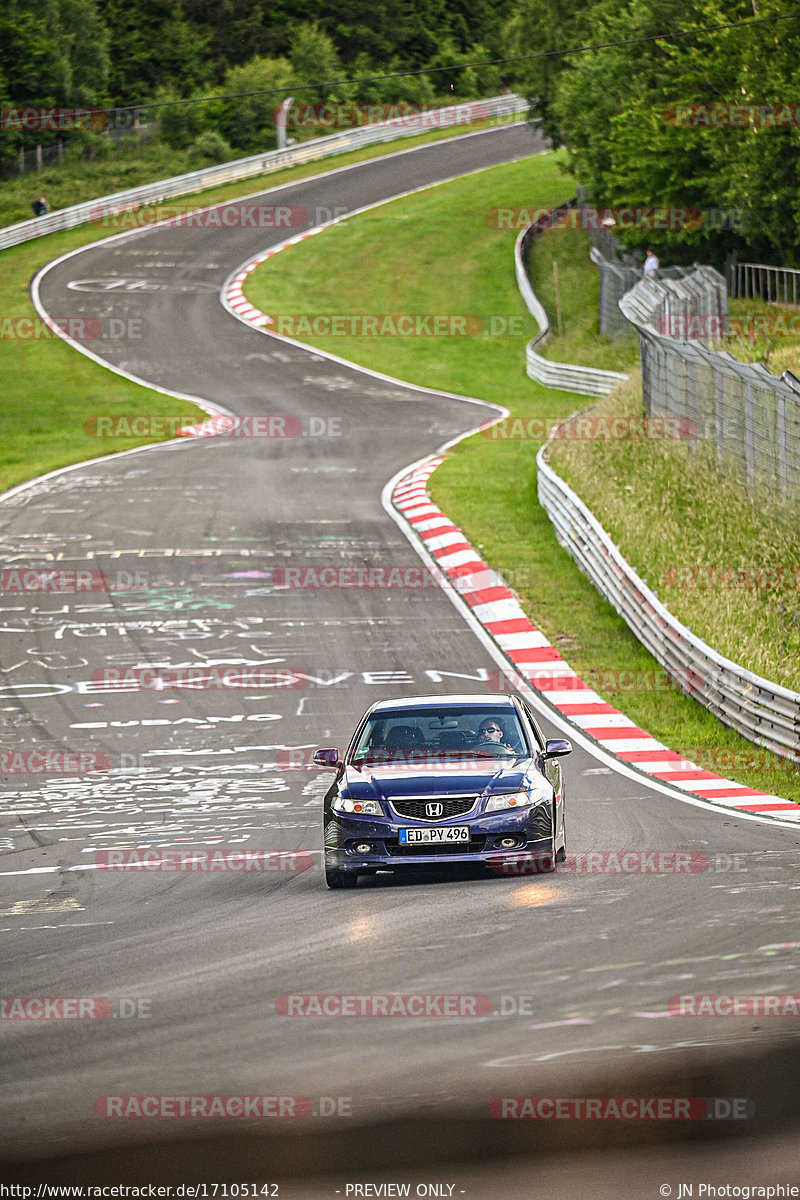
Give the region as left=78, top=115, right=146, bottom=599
left=2, top=1039, right=799, bottom=1195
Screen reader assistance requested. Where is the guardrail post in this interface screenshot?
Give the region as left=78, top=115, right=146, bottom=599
left=276, top=96, right=294, bottom=151
left=685, top=350, right=698, bottom=455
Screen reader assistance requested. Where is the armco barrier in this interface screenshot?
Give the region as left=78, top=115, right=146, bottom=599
left=536, top=422, right=800, bottom=761
left=515, top=204, right=629, bottom=396
left=0, top=95, right=529, bottom=253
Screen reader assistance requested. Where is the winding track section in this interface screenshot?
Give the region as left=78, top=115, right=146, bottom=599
left=2, top=123, right=800, bottom=1169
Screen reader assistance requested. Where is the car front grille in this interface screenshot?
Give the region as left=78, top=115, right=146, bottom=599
left=390, top=797, right=477, bottom=821
left=386, top=837, right=487, bottom=856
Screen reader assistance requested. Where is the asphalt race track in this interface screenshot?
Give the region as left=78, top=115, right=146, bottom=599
left=2, top=123, right=800, bottom=1183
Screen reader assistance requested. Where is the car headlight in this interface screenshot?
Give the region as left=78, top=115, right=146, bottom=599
left=332, top=795, right=383, bottom=816
left=484, top=789, right=543, bottom=813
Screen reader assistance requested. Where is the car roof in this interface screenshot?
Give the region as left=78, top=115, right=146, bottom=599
left=367, top=694, right=519, bottom=712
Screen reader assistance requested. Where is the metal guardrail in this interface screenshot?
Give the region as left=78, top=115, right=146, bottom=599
left=536, top=428, right=800, bottom=760
left=515, top=205, right=629, bottom=396
left=729, top=260, right=800, bottom=305
left=621, top=268, right=800, bottom=495
left=0, top=94, right=529, bottom=252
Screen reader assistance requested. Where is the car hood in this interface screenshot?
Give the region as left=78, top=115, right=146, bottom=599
left=340, top=759, right=544, bottom=801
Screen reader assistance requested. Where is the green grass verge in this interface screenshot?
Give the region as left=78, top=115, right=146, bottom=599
left=245, top=153, right=573, bottom=399
left=0, top=117, right=530, bottom=493
left=244, top=151, right=800, bottom=803
left=2, top=138, right=201, bottom=228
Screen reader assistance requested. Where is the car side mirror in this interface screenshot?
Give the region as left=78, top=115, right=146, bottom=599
left=543, top=738, right=572, bottom=758
left=313, top=747, right=341, bottom=768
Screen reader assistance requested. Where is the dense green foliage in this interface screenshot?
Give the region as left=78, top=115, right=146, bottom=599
left=0, top=0, right=513, bottom=170
left=0, top=0, right=513, bottom=154
left=505, top=0, right=800, bottom=264
left=2, top=0, right=798, bottom=261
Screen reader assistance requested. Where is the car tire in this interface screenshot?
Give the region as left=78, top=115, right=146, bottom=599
left=557, top=810, right=566, bottom=862
left=325, top=866, right=358, bottom=889
left=537, top=810, right=559, bottom=874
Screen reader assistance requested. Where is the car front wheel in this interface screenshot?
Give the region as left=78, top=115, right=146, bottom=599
left=325, top=865, right=358, bottom=889
left=537, top=809, right=559, bottom=873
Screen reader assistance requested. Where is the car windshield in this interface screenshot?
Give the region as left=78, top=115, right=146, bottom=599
left=351, top=705, right=528, bottom=762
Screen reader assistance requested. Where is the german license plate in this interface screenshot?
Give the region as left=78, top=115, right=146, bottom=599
left=398, top=826, right=470, bottom=844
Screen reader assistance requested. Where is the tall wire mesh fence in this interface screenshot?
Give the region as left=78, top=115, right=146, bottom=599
left=620, top=268, right=800, bottom=496
left=588, top=241, right=695, bottom=338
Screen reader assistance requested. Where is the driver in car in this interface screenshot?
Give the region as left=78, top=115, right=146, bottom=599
left=477, top=718, right=515, bottom=751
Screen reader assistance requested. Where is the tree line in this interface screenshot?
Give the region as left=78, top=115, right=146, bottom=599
left=508, top=0, right=800, bottom=265
left=0, top=0, right=511, bottom=166
left=2, top=0, right=798, bottom=263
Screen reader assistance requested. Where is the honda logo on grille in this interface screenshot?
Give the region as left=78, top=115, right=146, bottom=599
left=426, top=802, right=444, bottom=818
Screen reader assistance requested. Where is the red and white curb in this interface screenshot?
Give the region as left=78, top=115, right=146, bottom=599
left=224, top=225, right=326, bottom=326
left=225, top=227, right=326, bottom=327
left=392, top=458, right=799, bottom=821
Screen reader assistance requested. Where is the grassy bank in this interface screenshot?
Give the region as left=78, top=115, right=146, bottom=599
left=244, top=152, right=800, bottom=801
left=724, top=295, right=800, bottom=377
left=0, top=118, right=531, bottom=493
left=245, top=152, right=571, bottom=399
left=526, top=226, right=640, bottom=374
left=2, top=137, right=200, bottom=228
left=548, top=379, right=800, bottom=693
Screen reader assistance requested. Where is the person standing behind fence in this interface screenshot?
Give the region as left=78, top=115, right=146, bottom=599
left=644, top=247, right=659, bottom=280
left=31, top=197, right=50, bottom=217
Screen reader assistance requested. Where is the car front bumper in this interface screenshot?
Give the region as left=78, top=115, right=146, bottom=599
left=324, top=804, right=556, bottom=874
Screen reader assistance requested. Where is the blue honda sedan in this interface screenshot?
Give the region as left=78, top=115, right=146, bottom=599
left=314, top=694, right=572, bottom=888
